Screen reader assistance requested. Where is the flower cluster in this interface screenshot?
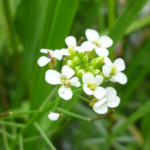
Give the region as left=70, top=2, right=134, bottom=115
left=38, top=29, right=127, bottom=117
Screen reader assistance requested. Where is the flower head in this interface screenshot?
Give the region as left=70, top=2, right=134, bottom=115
left=102, top=57, right=127, bottom=84
left=45, top=65, right=80, bottom=100
left=82, top=29, right=113, bottom=57
left=38, top=49, right=68, bottom=67
left=48, top=112, right=60, bottom=121
left=65, top=36, right=84, bottom=53
left=82, top=73, right=106, bottom=99
left=93, top=87, right=120, bottom=114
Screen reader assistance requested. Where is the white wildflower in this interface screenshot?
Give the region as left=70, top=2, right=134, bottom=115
left=48, top=112, right=60, bottom=121
left=65, top=36, right=84, bottom=53
left=82, top=29, right=113, bottom=57
left=38, top=49, right=68, bottom=67
left=45, top=65, right=80, bottom=100
left=82, top=72, right=106, bottom=99
left=102, top=57, right=127, bottom=84
left=93, top=87, right=120, bottom=114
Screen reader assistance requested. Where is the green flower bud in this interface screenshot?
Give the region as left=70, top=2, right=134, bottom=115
left=90, top=57, right=104, bottom=68
left=75, top=66, right=81, bottom=71
left=92, top=69, right=100, bottom=75
left=68, top=46, right=75, bottom=54
left=66, top=60, right=74, bottom=67
left=88, top=66, right=94, bottom=71
left=82, top=54, right=89, bottom=63
left=72, top=56, right=81, bottom=65
left=77, top=69, right=85, bottom=77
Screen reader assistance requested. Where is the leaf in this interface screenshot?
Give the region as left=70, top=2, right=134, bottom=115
left=101, top=100, right=150, bottom=150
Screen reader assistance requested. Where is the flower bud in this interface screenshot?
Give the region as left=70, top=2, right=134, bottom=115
left=77, top=69, right=85, bottom=77
left=90, top=57, right=104, bottom=68
left=66, top=60, right=74, bottom=67
left=75, top=66, right=81, bottom=71
left=92, top=69, right=100, bottom=75
left=88, top=66, right=94, bottom=71
left=82, top=54, right=89, bottom=63
left=72, top=56, right=81, bottom=65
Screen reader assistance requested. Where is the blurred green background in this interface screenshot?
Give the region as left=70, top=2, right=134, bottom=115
left=0, top=0, right=150, bottom=150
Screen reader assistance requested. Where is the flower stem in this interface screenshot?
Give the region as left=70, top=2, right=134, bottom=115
left=0, top=120, right=25, bottom=128
left=34, top=122, right=56, bottom=150
left=90, top=109, right=115, bottom=121
left=57, top=107, right=90, bottom=122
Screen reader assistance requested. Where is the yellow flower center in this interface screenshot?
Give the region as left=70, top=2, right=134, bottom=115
left=60, top=75, right=70, bottom=88
left=87, top=83, right=97, bottom=91
left=110, top=66, right=117, bottom=76
left=92, top=40, right=101, bottom=47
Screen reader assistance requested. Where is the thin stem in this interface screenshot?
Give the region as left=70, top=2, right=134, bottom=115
left=90, top=109, right=115, bottom=121
left=74, top=94, right=90, bottom=103
left=19, top=136, right=23, bottom=150
left=108, top=0, right=115, bottom=29
left=34, top=122, right=56, bottom=150
left=0, top=120, right=25, bottom=128
left=0, top=126, right=15, bottom=140
left=2, top=0, right=19, bottom=54
left=57, top=107, right=90, bottom=122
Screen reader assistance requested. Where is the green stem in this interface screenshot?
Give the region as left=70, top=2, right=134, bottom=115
left=0, top=120, right=25, bottom=128
left=34, top=122, right=56, bottom=150
left=57, top=107, right=90, bottom=122
left=19, top=136, right=23, bottom=150
left=0, top=127, right=15, bottom=140
left=74, top=94, right=90, bottom=103
left=2, top=0, right=19, bottom=54
left=108, top=0, right=115, bottom=29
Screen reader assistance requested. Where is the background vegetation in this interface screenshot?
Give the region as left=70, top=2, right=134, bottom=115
left=0, top=0, right=150, bottom=149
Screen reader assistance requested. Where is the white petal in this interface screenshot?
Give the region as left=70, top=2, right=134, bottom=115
left=105, top=87, right=117, bottom=100
left=40, top=48, right=53, bottom=54
left=95, top=47, right=109, bottom=57
left=45, top=70, right=61, bottom=85
left=37, top=56, right=50, bottom=67
left=65, top=36, right=76, bottom=47
left=93, top=97, right=107, bottom=108
left=85, top=29, right=99, bottom=41
left=62, top=65, right=75, bottom=78
left=53, top=50, right=63, bottom=60
left=104, top=57, right=112, bottom=65
left=113, top=72, right=127, bottom=84
left=93, top=103, right=108, bottom=114
left=93, top=86, right=106, bottom=99
left=113, top=58, right=125, bottom=71
left=70, top=77, right=81, bottom=87
left=82, top=72, right=95, bottom=84
left=48, top=112, right=59, bottom=121
left=83, top=84, right=93, bottom=95
left=75, top=46, right=85, bottom=53
left=102, top=65, right=112, bottom=77
left=60, top=48, right=70, bottom=56
left=58, top=86, right=72, bottom=100
left=99, top=36, right=113, bottom=48
left=81, top=41, right=95, bottom=51
left=95, top=75, right=103, bottom=85
left=107, top=96, right=120, bottom=108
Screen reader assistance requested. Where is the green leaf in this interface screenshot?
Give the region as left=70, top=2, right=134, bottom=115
left=101, top=100, right=150, bottom=150
left=108, top=0, right=148, bottom=55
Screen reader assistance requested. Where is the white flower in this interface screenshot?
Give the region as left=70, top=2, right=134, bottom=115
left=82, top=29, right=113, bottom=57
left=65, top=36, right=84, bottom=53
left=45, top=65, right=80, bottom=100
left=82, top=73, right=106, bottom=99
left=37, top=49, right=68, bottom=67
left=93, top=87, right=120, bottom=114
left=48, top=112, right=60, bottom=121
left=102, top=57, right=127, bottom=84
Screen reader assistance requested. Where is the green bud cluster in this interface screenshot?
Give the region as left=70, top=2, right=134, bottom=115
left=64, top=50, right=105, bottom=79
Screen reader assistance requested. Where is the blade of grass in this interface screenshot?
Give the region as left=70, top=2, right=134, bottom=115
left=0, top=120, right=25, bottom=128
left=34, top=122, right=56, bottom=150
left=126, top=15, right=150, bottom=34
left=101, top=100, right=150, bottom=150
left=108, top=0, right=115, bottom=29
left=108, top=0, right=148, bottom=57
left=19, top=136, right=23, bottom=150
